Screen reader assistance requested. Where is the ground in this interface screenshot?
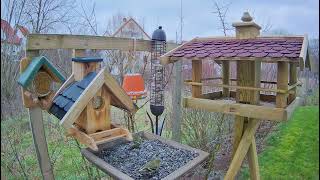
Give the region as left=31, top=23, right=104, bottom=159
left=240, top=106, right=319, bottom=179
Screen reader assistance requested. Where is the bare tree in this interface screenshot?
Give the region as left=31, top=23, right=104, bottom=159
left=212, top=0, right=232, bottom=36
left=23, top=0, right=75, bottom=33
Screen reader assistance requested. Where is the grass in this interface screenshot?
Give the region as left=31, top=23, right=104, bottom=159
left=240, top=106, right=319, bottom=179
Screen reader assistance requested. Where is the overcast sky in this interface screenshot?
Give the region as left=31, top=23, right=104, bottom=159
left=91, top=0, right=318, bottom=41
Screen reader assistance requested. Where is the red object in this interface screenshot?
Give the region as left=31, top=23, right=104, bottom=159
left=169, top=37, right=304, bottom=60
left=122, top=73, right=146, bottom=100
left=1, top=19, right=22, bottom=45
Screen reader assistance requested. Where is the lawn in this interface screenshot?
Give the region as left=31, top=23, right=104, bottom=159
left=240, top=106, right=319, bottom=179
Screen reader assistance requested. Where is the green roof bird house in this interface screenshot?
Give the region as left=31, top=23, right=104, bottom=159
left=18, top=56, right=66, bottom=109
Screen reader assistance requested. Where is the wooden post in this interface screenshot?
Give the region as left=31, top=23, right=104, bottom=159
left=172, top=60, right=183, bottom=142
left=276, top=62, right=289, bottom=108
left=222, top=61, right=230, bottom=97
left=288, top=63, right=297, bottom=103
left=231, top=60, right=261, bottom=179
left=25, top=50, right=54, bottom=180
left=192, top=60, right=202, bottom=98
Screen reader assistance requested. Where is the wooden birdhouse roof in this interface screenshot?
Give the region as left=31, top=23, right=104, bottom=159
left=17, top=56, right=66, bottom=88
left=49, top=68, right=137, bottom=129
left=160, top=36, right=309, bottom=65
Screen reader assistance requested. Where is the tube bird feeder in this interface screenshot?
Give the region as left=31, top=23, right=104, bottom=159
left=149, top=26, right=166, bottom=135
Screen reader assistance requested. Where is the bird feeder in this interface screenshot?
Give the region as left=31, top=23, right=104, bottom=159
left=149, top=26, right=167, bottom=135
left=49, top=57, right=137, bottom=151
left=17, top=56, right=66, bottom=109
left=160, top=12, right=311, bottom=179
left=122, top=73, right=147, bottom=100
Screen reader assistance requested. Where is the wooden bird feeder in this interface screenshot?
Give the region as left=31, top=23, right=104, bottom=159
left=48, top=57, right=137, bottom=151
left=17, top=56, right=66, bottom=110
left=160, top=12, right=312, bottom=179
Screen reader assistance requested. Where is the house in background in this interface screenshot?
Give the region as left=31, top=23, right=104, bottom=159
left=1, top=19, right=29, bottom=57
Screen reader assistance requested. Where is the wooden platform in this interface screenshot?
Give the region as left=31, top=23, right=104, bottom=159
left=81, top=131, right=209, bottom=180
left=183, top=91, right=303, bottom=121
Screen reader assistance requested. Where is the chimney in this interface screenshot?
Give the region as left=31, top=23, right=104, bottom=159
left=71, top=57, right=103, bottom=81
left=232, top=12, right=261, bottom=39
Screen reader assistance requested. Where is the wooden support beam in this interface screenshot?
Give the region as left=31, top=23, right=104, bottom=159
left=172, top=60, right=183, bottom=142
left=247, top=132, right=260, bottom=180
left=28, top=107, right=54, bottom=179
left=222, top=61, right=230, bottom=97
left=225, top=120, right=260, bottom=180
left=276, top=62, right=289, bottom=108
left=288, top=63, right=297, bottom=103
left=191, top=60, right=202, bottom=98
left=183, top=97, right=286, bottom=121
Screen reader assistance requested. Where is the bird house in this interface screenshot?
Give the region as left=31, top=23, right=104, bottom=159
left=49, top=57, right=137, bottom=151
left=18, top=56, right=66, bottom=109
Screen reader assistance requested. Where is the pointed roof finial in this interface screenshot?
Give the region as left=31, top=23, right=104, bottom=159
left=241, top=11, right=253, bottom=22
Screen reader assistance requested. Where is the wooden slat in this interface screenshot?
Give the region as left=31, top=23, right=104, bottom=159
left=276, top=62, right=289, bottom=108
left=183, top=97, right=286, bottom=121
left=172, top=60, right=183, bottom=142
left=222, top=61, right=230, bottom=97
left=184, top=81, right=290, bottom=94
left=225, top=120, right=260, bottom=180
left=67, top=126, right=98, bottom=151
left=27, top=34, right=151, bottom=51
left=28, top=107, right=55, bottom=179
left=60, top=68, right=105, bottom=128
left=288, top=63, right=297, bottom=103
left=191, top=60, right=202, bottom=98
left=247, top=135, right=260, bottom=180
left=299, top=35, right=308, bottom=64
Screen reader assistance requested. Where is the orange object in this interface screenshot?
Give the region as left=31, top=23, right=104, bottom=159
left=122, top=73, right=147, bottom=100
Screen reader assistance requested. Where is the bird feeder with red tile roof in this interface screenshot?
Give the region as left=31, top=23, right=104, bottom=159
left=160, top=12, right=311, bottom=179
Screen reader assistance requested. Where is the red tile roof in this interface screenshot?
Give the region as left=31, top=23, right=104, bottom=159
left=17, top=25, right=30, bottom=36
left=1, top=19, right=22, bottom=45
left=169, top=37, right=304, bottom=61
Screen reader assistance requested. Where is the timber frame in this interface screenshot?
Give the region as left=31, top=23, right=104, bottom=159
left=21, top=33, right=179, bottom=179
left=159, top=12, right=310, bottom=180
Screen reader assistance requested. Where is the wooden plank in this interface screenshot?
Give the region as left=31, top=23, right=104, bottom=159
left=183, top=97, right=286, bottom=121
left=27, top=34, right=152, bottom=51
left=225, top=120, right=260, bottom=180
left=172, top=60, right=183, bottom=142
left=288, top=63, right=297, bottom=103
left=222, top=61, right=230, bottom=97
left=184, top=82, right=289, bottom=94
left=247, top=137, right=260, bottom=180
left=276, top=62, right=289, bottom=108
left=28, top=107, right=54, bottom=179
left=104, top=70, right=136, bottom=113
left=232, top=116, right=244, bottom=157
left=191, top=60, right=202, bottom=98
left=60, top=68, right=105, bottom=128
left=67, top=126, right=98, bottom=151
left=299, top=35, right=308, bottom=64
left=21, top=53, right=37, bottom=108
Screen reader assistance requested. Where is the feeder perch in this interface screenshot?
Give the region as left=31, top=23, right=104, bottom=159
left=17, top=56, right=66, bottom=109
left=48, top=57, right=137, bottom=151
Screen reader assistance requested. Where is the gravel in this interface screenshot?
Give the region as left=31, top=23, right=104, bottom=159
left=98, top=138, right=199, bottom=179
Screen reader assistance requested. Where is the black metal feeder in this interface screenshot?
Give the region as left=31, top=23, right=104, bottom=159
left=149, top=26, right=166, bottom=136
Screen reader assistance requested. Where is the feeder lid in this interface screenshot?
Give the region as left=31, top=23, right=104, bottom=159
left=152, top=26, right=166, bottom=41
left=72, top=57, right=103, bottom=63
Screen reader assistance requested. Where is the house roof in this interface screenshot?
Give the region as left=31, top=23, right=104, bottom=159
left=16, top=25, right=30, bottom=36
left=160, top=36, right=308, bottom=65
left=112, top=17, right=151, bottom=40
left=17, top=56, right=66, bottom=88
left=1, top=19, right=22, bottom=45
left=49, top=72, right=97, bottom=119
left=52, top=67, right=137, bottom=129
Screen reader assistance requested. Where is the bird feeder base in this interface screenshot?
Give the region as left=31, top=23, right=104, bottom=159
left=67, top=124, right=132, bottom=151
left=80, top=131, right=209, bottom=180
